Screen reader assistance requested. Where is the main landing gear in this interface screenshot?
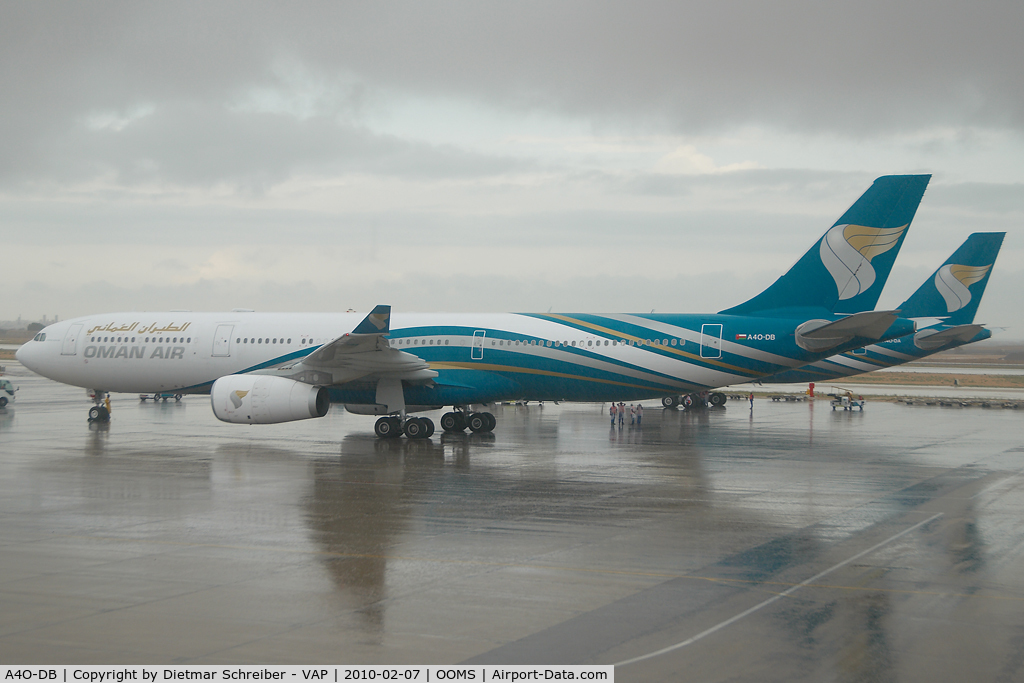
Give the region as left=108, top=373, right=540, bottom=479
left=662, top=392, right=727, bottom=410
left=374, top=415, right=437, bottom=440
left=373, top=410, right=496, bottom=439
left=441, top=410, right=495, bottom=434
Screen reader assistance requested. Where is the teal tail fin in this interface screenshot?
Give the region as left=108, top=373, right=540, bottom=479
left=721, top=174, right=931, bottom=316
left=899, top=232, right=1004, bottom=324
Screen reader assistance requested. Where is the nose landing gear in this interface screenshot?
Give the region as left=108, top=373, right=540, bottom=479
left=88, top=390, right=111, bottom=423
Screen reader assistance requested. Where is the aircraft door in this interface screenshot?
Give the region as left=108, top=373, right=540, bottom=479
left=61, top=324, right=83, bottom=356
left=700, top=324, right=723, bottom=359
left=212, top=324, right=234, bottom=357
left=472, top=330, right=486, bottom=360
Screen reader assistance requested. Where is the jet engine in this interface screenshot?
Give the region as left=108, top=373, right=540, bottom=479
left=211, top=375, right=330, bottom=424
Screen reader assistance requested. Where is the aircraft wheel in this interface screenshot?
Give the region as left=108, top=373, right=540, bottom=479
left=88, top=405, right=109, bottom=422
left=709, top=392, right=726, bottom=407
left=440, top=412, right=464, bottom=432
left=423, top=418, right=435, bottom=438
left=467, top=412, right=488, bottom=433
left=405, top=417, right=431, bottom=439
left=174, top=394, right=182, bottom=402
left=662, top=395, right=679, bottom=409
left=682, top=394, right=694, bottom=409
left=482, top=412, right=496, bottom=432
left=375, top=416, right=401, bottom=438
left=0, top=396, right=7, bottom=408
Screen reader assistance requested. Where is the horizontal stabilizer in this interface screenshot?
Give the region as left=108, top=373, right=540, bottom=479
left=795, top=310, right=908, bottom=353
left=914, top=324, right=986, bottom=351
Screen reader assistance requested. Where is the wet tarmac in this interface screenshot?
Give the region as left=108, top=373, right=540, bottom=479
left=733, top=381, right=1024, bottom=401
left=2, top=362, right=1024, bottom=681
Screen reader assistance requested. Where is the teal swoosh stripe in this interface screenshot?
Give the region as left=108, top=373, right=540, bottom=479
left=398, top=323, right=757, bottom=385
left=521, top=313, right=780, bottom=378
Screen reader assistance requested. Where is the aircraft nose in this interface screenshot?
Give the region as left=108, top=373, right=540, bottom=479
left=15, top=339, right=38, bottom=371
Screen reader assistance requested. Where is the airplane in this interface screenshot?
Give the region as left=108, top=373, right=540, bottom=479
left=17, top=174, right=929, bottom=438
left=757, top=231, right=1004, bottom=384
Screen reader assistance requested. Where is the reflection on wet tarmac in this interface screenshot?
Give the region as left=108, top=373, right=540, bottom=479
left=1, top=367, right=1023, bottom=678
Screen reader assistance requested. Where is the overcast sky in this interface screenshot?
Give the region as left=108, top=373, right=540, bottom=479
left=3, top=2, right=1022, bottom=336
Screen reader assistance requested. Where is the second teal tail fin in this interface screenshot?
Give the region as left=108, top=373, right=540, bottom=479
left=898, top=232, right=1004, bottom=324
left=721, top=174, right=931, bottom=316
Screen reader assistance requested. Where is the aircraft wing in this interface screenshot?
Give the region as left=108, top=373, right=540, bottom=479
left=279, top=305, right=438, bottom=385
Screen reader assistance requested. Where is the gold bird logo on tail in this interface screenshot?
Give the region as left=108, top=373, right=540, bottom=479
left=935, top=264, right=991, bottom=312
left=820, top=224, right=907, bottom=301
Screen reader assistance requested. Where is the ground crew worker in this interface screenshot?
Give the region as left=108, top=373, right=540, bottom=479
left=635, top=403, right=643, bottom=426
left=609, top=403, right=616, bottom=426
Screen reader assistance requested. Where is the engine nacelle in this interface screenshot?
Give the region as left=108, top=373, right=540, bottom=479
left=211, top=375, right=330, bottom=424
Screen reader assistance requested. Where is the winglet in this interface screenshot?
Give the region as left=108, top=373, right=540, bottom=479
left=352, top=305, right=391, bottom=335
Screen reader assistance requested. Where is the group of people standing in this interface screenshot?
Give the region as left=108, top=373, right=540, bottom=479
left=610, top=402, right=643, bottom=427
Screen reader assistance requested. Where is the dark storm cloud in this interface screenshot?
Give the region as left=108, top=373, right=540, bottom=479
left=312, top=0, right=1024, bottom=133
left=2, top=1, right=1021, bottom=188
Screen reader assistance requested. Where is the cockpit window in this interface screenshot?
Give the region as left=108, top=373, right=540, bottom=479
left=33, top=333, right=46, bottom=341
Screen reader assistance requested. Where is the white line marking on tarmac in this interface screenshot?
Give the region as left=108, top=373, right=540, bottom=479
left=614, top=512, right=944, bottom=667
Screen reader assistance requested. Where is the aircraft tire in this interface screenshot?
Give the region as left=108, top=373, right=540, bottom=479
left=467, top=413, right=488, bottom=433
left=0, top=396, right=7, bottom=408
left=662, top=395, right=679, bottom=409
left=423, top=418, right=435, bottom=438
left=375, top=417, right=401, bottom=438
left=440, top=412, right=464, bottom=432
left=482, top=412, right=496, bottom=432
left=709, top=392, right=727, bottom=407
left=682, top=394, right=694, bottom=409
left=174, top=394, right=182, bottom=402
left=404, top=418, right=423, bottom=439
left=88, top=405, right=109, bottom=422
